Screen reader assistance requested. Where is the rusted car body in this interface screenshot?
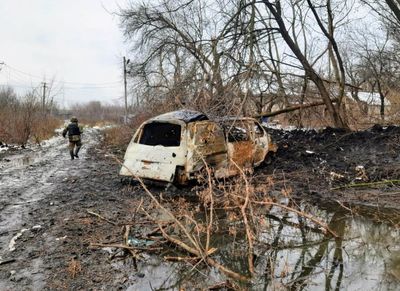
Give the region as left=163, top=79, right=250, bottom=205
left=119, top=110, right=275, bottom=184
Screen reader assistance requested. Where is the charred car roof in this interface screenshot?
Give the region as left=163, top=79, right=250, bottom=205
left=150, top=110, right=209, bottom=123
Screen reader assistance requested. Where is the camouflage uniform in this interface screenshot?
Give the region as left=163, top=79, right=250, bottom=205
left=62, top=117, right=82, bottom=160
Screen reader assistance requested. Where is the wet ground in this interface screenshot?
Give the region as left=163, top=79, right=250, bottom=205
left=0, top=126, right=399, bottom=290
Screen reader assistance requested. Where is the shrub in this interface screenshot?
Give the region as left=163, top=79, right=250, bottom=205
left=32, top=115, right=63, bottom=144
left=102, top=126, right=134, bottom=157
left=0, top=88, right=62, bottom=146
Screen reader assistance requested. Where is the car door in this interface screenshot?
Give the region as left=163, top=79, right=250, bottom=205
left=186, top=121, right=228, bottom=174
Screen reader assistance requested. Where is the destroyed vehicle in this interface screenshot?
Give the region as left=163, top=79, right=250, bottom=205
left=119, top=110, right=276, bottom=185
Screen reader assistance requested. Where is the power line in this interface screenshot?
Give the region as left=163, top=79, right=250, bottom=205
left=1, top=63, right=125, bottom=104
left=0, top=83, right=38, bottom=89
left=3, top=63, right=121, bottom=86
left=0, top=82, right=121, bottom=90
left=4, top=64, right=43, bottom=80
left=61, top=80, right=121, bottom=86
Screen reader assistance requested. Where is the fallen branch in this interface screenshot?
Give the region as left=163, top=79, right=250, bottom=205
left=114, top=156, right=202, bottom=253
left=164, top=256, right=200, bottom=262
left=331, top=180, right=400, bottom=190
left=89, top=242, right=161, bottom=253
left=335, top=200, right=354, bottom=213
left=123, top=225, right=130, bottom=245
left=254, top=99, right=338, bottom=119
left=86, top=210, right=117, bottom=226
left=159, top=226, right=250, bottom=282
left=0, top=259, right=16, bottom=266
left=253, top=200, right=338, bottom=237
left=116, top=156, right=249, bottom=281
left=265, top=213, right=325, bottom=234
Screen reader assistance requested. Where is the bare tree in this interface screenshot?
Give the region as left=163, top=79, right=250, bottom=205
left=355, top=32, right=397, bottom=120
left=361, top=0, right=400, bottom=30
left=261, top=1, right=349, bottom=128
left=119, top=1, right=229, bottom=113
left=119, top=0, right=361, bottom=128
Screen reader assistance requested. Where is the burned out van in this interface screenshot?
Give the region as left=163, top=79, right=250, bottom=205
left=119, top=110, right=276, bottom=185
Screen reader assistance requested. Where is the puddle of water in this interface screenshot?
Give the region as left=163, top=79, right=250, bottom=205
left=15, top=152, right=43, bottom=167
left=3, top=152, right=43, bottom=168
left=125, top=203, right=400, bottom=290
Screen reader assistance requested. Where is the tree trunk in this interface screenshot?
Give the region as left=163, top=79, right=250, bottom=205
left=263, top=1, right=349, bottom=129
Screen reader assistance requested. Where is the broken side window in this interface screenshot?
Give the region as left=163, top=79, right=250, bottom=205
left=221, top=121, right=250, bottom=142
left=139, top=122, right=181, bottom=147
left=227, top=127, right=249, bottom=142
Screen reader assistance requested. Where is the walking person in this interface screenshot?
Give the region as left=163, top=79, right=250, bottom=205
left=62, top=117, right=82, bottom=160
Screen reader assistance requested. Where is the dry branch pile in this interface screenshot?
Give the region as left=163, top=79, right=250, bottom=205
left=88, top=157, right=339, bottom=288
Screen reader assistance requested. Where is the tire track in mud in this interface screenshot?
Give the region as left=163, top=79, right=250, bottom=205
left=0, top=128, right=100, bottom=290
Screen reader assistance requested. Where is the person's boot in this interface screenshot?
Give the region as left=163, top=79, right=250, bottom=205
left=74, top=146, right=81, bottom=159
left=70, top=150, right=74, bottom=160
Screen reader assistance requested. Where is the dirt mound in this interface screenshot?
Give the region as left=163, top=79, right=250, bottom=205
left=262, top=125, right=400, bottom=207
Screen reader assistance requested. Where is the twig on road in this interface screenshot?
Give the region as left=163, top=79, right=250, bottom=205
left=0, top=259, right=16, bottom=266
left=331, top=180, right=400, bottom=190
left=86, top=210, right=117, bottom=226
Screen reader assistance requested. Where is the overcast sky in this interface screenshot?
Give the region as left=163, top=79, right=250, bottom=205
left=0, top=0, right=128, bottom=107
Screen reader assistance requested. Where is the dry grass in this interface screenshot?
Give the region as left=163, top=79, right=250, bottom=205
left=102, top=126, right=133, bottom=149
left=0, top=113, right=63, bottom=146
left=67, top=258, right=82, bottom=278
left=32, top=116, right=63, bottom=144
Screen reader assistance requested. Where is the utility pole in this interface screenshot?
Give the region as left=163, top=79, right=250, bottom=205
left=123, top=57, right=129, bottom=124
left=42, top=82, right=47, bottom=110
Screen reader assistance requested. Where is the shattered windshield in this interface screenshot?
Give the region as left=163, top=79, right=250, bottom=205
left=139, top=122, right=181, bottom=147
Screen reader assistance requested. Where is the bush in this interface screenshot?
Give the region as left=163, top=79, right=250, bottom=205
left=0, top=88, right=62, bottom=146
left=102, top=126, right=134, bottom=157
left=32, top=116, right=63, bottom=144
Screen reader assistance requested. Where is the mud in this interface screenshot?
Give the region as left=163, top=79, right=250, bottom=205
left=0, top=126, right=399, bottom=290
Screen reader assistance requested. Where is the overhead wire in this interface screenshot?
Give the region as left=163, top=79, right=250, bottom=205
left=0, top=63, right=124, bottom=106
left=1, top=63, right=122, bottom=89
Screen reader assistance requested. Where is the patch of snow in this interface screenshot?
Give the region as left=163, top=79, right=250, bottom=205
left=55, top=236, right=67, bottom=241
left=262, top=120, right=316, bottom=131
left=92, top=124, right=115, bottom=130
left=40, top=135, right=62, bottom=148
left=54, top=129, right=64, bottom=137
left=263, top=122, right=299, bottom=131
left=330, top=171, right=345, bottom=180
left=347, top=91, right=390, bottom=106
left=8, top=229, right=28, bottom=252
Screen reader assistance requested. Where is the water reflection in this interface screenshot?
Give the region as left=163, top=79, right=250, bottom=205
left=252, top=207, right=400, bottom=290
left=127, top=204, right=400, bottom=290
left=6, top=152, right=42, bottom=167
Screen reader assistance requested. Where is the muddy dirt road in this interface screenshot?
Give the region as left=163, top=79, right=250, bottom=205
left=0, top=126, right=400, bottom=290
left=0, top=128, right=139, bottom=290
